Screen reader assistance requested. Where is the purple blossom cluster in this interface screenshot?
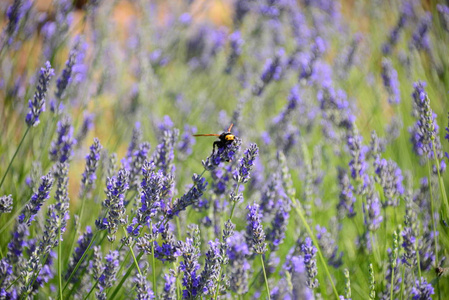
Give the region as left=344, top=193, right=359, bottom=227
left=1, top=1, right=449, bottom=299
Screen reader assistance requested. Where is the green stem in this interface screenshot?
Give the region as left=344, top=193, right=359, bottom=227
left=123, top=228, right=142, bottom=276
left=109, top=252, right=144, bottom=300
left=427, top=160, right=441, bottom=300
left=65, top=194, right=87, bottom=266
left=260, top=255, right=271, bottom=300
left=0, top=126, right=30, bottom=190
left=389, top=261, right=395, bottom=300
left=58, top=227, right=63, bottom=300
left=151, top=244, right=157, bottom=299
left=432, top=143, right=449, bottom=222
left=292, top=201, right=339, bottom=299
left=61, top=231, right=99, bottom=295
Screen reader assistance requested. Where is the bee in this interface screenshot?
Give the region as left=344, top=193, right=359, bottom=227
left=193, top=124, right=235, bottom=157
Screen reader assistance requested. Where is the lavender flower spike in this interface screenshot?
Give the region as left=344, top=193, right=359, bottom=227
left=245, top=203, right=267, bottom=254
left=19, top=173, right=54, bottom=225
left=49, top=116, right=77, bottom=163
left=102, top=168, right=129, bottom=242
left=381, top=58, right=400, bottom=105
left=301, top=237, right=319, bottom=289
left=166, top=174, right=207, bottom=219
left=0, top=195, right=13, bottom=214
left=97, top=250, right=120, bottom=298
left=234, top=143, right=259, bottom=183
left=411, top=277, right=434, bottom=299
left=79, top=138, right=102, bottom=197
left=26, top=61, right=55, bottom=127
left=55, top=42, right=78, bottom=100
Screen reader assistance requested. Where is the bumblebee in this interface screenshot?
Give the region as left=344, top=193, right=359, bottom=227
left=194, top=124, right=235, bottom=155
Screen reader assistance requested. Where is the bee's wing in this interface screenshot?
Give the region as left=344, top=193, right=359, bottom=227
left=227, top=123, right=234, bottom=132
left=193, top=134, right=220, bottom=137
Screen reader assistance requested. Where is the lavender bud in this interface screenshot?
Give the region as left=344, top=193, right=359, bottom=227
left=179, top=238, right=201, bottom=299
left=79, top=138, right=102, bottom=197
left=19, top=173, right=54, bottom=225
left=97, top=250, right=120, bottom=297
left=166, top=174, right=207, bottom=219
left=233, top=143, right=258, bottom=183
left=381, top=58, right=400, bottom=105
left=0, top=195, right=13, bottom=214
left=55, top=42, right=78, bottom=100
left=336, top=168, right=356, bottom=219
left=301, top=237, right=319, bottom=289
left=134, top=273, right=154, bottom=300
left=49, top=116, right=77, bottom=163
left=161, top=272, right=176, bottom=300
left=101, top=168, right=129, bottom=242
left=411, top=277, right=434, bottom=299
left=245, top=203, right=267, bottom=254
left=26, top=61, right=55, bottom=127
left=129, top=142, right=151, bottom=190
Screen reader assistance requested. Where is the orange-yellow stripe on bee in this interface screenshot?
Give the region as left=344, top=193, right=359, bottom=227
left=225, top=135, right=235, bottom=141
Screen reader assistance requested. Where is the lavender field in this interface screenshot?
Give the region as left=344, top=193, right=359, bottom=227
left=1, top=0, right=449, bottom=299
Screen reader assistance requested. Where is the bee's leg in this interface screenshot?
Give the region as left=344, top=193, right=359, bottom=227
left=212, top=141, right=220, bottom=155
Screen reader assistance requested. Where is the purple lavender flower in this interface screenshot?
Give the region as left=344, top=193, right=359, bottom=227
left=154, top=225, right=181, bottom=263
left=166, top=174, right=207, bottom=219
left=409, top=82, right=444, bottom=167
left=49, top=116, right=77, bottom=163
left=363, top=177, right=383, bottom=231
left=135, top=161, right=164, bottom=228
left=233, top=143, right=259, bottom=183
left=199, top=239, right=222, bottom=295
left=178, top=125, right=196, bottom=160
left=100, top=168, right=129, bottom=242
left=152, top=128, right=178, bottom=175
left=126, top=122, right=143, bottom=163
left=375, top=158, right=404, bottom=206
left=225, top=31, right=244, bottom=73
left=129, top=142, right=151, bottom=189
left=315, top=225, right=343, bottom=268
left=25, top=61, right=55, bottom=127
left=381, top=58, right=400, bottom=105
left=253, top=48, right=285, bottom=96
left=2, top=0, right=29, bottom=46
left=227, top=231, right=249, bottom=295
left=53, top=162, right=70, bottom=235
left=336, top=168, right=356, bottom=219
left=134, top=273, right=154, bottom=300
left=75, top=113, right=94, bottom=147
left=79, top=138, right=102, bottom=197
left=299, top=37, right=326, bottom=81
left=266, top=199, right=290, bottom=251
left=410, top=13, right=432, bottom=51
left=179, top=238, right=201, bottom=299
left=161, top=272, right=176, bottom=299
left=382, top=2, right=412, bottom=54
left=0, top=195, right=13, bottom=214
left=233, top=0, right=252, bottom=25
left=55, top=42, right=78, bottom=100
left=97, top=250, right=119, bottom=297
left=411, top=277, right=434, bottom=300
left=245, top=203, right=267, bottom=254
left=347, top=128, right=368, bottom=181
left=301, top=237, right=319, bottom=289
left=19, top=173, right=53, bottom=225
left=65, top=226, right=93, bottom=282
left=437, top=4, right=449, bottom=32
